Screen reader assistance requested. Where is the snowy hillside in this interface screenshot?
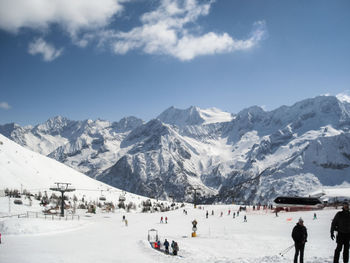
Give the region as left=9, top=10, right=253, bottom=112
left=0, top=134, right=147, bottom=204
left=1, top=95, right=350, bottom=203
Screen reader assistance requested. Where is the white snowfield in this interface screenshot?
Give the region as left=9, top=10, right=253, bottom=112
left=0, top=202, right=337, bottom=263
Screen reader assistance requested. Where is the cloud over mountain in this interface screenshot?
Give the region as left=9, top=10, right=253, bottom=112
left=0, top=0, right=266, bottom=61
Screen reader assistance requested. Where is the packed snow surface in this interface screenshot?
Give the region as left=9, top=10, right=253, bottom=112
left=0, top=202, right=337, bottom=263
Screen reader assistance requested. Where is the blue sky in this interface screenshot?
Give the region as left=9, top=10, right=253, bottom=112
left=0, top=0, right=350, bottom=125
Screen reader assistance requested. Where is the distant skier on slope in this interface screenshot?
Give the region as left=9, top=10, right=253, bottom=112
left=331, top=201, right=350, bottom=263
left=292, top=218, right=308, bottom=263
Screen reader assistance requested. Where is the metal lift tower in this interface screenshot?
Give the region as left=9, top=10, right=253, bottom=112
left=50, top=182, right=75, bottom=217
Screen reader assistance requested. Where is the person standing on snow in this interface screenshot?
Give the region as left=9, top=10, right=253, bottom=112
left=292, top=218, right=308, bottom=263
left=171, top=240, right=179, bottom=255
left=206, top=211, right=209, bottom=219
left=164, top=239, right=170, bottom=254
left=331, top=202, right=350, bottom=263
left=160, top=216, right=163, bottom=223
left=165, top=216, right=168, bottom=224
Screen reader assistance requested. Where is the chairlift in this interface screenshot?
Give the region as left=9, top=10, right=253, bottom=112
left=148, top=229, right=159, bottom=248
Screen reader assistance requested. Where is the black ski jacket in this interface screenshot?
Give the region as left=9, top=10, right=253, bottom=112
left=292, top=223, right=308, bottom=244
left=331, top=209, right=350, bottom=234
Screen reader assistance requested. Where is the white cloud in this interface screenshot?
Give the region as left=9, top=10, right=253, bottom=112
left=110, top=0, right=267, bottom=60
left=28, top=38, right=63, bottom=62
left=0, top=0, right=267, bottom=61
left=0, top=0, right=124, bottom=35
left=0, top=102, right=11, bottom=110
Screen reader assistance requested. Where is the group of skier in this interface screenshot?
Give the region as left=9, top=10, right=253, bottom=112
left=155, top=238, right=179, bottom=255
left=160, top=216, right=168, bottom=224
left=292, top=202, right=350, bottom=263
left=205, top=209, right=241, bottom=219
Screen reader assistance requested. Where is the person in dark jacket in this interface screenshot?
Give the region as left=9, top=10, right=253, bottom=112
left=331, top=202, right=350, bottom=263
left=163, top=239, right=169, bottom=254
left=171, top=240, right=179, bottom=255
left=292, top=218, right=308, bottom=263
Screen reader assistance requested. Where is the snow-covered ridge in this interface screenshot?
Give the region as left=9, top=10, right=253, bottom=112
left=157, top=106, right=233, bottom=126
left=1, top=95, right=350, bottom=203
left=0, top=134, right=146, bottom=203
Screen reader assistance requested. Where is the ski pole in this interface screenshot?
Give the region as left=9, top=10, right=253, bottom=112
left=279, top=244, right=294, bottom=257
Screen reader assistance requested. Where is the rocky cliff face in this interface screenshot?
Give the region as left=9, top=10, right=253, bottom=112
left=2, top=95, right=350, bottom=203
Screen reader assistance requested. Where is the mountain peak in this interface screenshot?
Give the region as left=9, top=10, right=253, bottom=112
left=157, top=106, right=233, bottom=127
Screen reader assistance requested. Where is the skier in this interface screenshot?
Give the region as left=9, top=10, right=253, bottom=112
left=220, top=211, right=223, bottom=217
left=171, top=240, right=179, bottom=255
left=228, top=209, right=231, bottom=215
left=164, top=239, right=170, bottom=254
left=206, top=211, right=208, bottom=219
left=233, top=212, right=235, bottom=218
left=292, top=218, right=308, bottom=263
left=160, top=216, right=163, bottom=223
left=313, top=213, right=317, bottom=220
left=125, top=219, right=128, bottom=226
left=244, top=215, right=247, bottom=222
left=331, top=201, right=350, bottom=263
left=211, top=210, right=214, bottom=216
left=122, top=215, right=125, bottom=221
left=237, top=211, right=239, bottom=217
left=165, top=216, right=168, bottom=224
left=157, top=240, right=161, bottom=250
left=0, top=232, right=1, bottom=244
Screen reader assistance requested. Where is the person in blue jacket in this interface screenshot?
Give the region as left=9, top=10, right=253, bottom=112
left=163, top=239, right=169, bottom=254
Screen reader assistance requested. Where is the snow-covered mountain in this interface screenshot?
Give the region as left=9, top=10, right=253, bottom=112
left=0, top=116, right=143, bottom=177
left=2, top=95, right=350, bottom=203
left=0, top=133, right=149, bottom=204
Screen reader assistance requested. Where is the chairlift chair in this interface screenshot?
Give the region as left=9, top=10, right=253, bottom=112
left=148, top=229, right=159, bottom=248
